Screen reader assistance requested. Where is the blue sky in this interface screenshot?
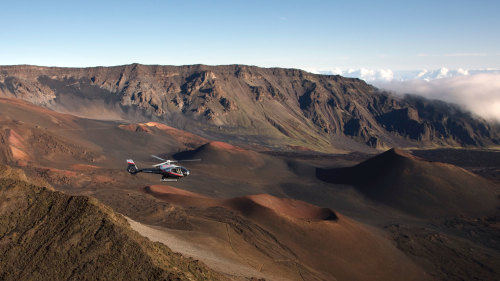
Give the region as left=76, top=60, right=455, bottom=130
left=1, top=0, right=499, bottom=70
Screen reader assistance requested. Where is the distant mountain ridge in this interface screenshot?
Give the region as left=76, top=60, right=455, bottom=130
left=1, top=64, right=498, bottom=151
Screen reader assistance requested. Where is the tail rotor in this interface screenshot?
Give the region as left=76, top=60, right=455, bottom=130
left=126, top=159, right=138, bottom=174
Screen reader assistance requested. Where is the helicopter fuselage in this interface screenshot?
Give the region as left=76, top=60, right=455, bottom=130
left=126, top=160, right=190, bottom=180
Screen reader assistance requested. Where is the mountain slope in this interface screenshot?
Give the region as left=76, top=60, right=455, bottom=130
left=1, top=64, right=498, bottom=151
left=0, top=165, right=225, bottom=281
left=317, top=148, right=500, bottom=218
left=141, top=185, right=431, bottom=281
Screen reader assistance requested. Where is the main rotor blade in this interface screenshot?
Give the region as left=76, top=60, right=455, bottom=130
left=176, top=159, right=201, bottom=162
left=151, top=155, right=166, bottom=161
left=153, top=161, right=170, bottom=167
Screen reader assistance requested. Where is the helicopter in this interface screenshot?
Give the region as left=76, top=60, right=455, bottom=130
left=126, top=155, right=200, bottom=181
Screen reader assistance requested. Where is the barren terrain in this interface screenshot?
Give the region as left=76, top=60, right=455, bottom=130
left=0, top=64, right=499, bottom=280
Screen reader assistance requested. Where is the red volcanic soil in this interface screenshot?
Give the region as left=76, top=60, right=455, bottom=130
left=144, top=122, right=208, bottom=145
left=71, top=164, right=100, bottom=171
left=171, top=141, right=294, bottom=183
left=9, top=146, right=28, bottom=161
left=0, top=98, right=103, bottom=166
left=5, top=129, right=29, bottom=162
left=208, top=141, right=245, bottom=152
left=0, top=98, right=76, bottom=124
left=175, top=141, right=253, bottom=160
left=92, top=175, right=113, bottom=184
left=140, top=185, right=428, bottom=281
left=44, top=168, right=79, bottom=177
left=145, top=185, right=208, bottom=198
left=118, top=121, right=208, bottom=149
left=7, top=129, right=24, bottom=148
left=225, top=194, right=338, bottom=221
left=118, top=124, right=152, bottom=133
left=317, top=148, right=500, bottom=218
left=143, top=185, right=218, bottom=208
left=142, top=186, right=337, bottom=222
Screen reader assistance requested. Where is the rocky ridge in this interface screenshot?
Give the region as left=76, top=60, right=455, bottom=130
left=1, top=64, right=498, bottom=151
left=0, top=164, right=225, bottom=281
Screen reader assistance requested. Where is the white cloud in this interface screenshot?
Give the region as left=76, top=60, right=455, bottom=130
left=436, top=67, right=449, bottom=79
left=302, top=67, right=321, bottom=74
left=351, top=68, right=394, bottom=82
left=378, top=69, right=394, bottom=81
left=305, top=67, right=500, bottom=81
left=327, top=67, right=343, bottom=75
left=376, top=73, right=500, bottom=121
left=301, top=66, right=500, bottom=121
left=417, top=69, right=428, bottom=78
left=359, top=68, right=375, bottom=79
left=457, top=68, right=469, bottom=75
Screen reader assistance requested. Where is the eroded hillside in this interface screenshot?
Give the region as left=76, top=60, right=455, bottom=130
left=1, top=64, right=498, bottom=151
left=0, top=165, right=226, bottom=281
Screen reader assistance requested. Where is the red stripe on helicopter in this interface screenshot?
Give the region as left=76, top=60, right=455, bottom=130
left=168, top=172, right=184, bottom=177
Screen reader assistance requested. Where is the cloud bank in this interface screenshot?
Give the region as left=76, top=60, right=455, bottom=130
left=302, top=67, right=500, bottom=121
left=323, top=68, right=395, bottom=82
left=310, top=67, right=500, bottom=82
left=375, top=73, right=500, bottom=121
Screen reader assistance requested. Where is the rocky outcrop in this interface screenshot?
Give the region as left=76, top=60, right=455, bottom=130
left=1, top=64, right=498, bottom=151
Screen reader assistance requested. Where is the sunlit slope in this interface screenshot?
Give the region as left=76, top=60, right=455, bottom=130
left=142, top=184, right=431, bottom=281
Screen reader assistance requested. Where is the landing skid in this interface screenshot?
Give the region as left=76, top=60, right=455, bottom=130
left=161, top=178, right=178, bottom=182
